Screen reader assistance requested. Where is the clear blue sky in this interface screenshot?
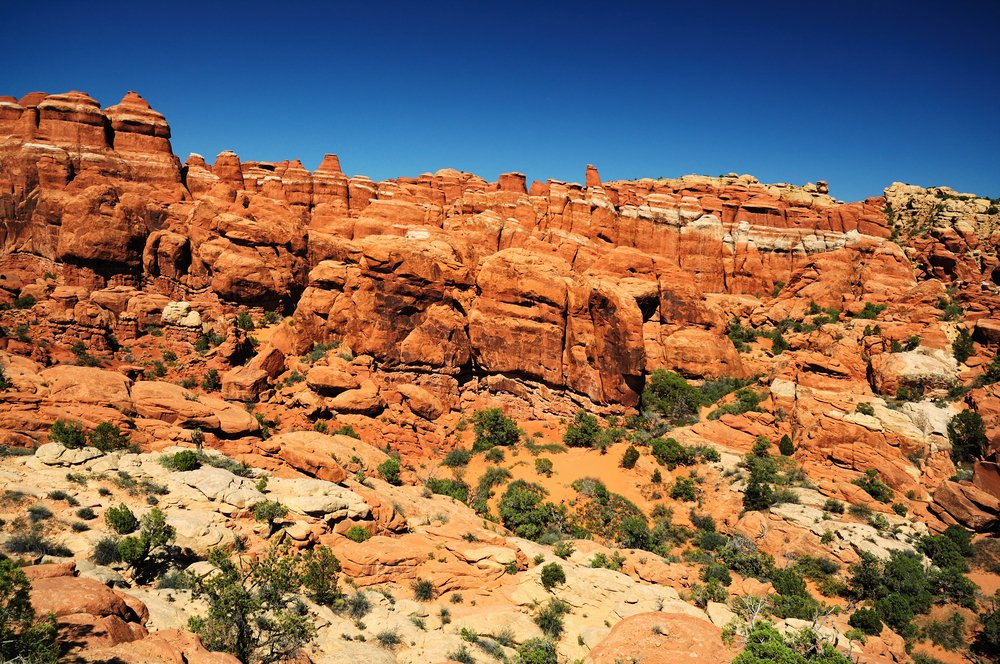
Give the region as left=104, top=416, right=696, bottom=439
left=2, top=0, right=998, bottom=202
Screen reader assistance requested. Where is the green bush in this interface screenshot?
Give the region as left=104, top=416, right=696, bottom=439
left=947, top=410, right=988, bottom=463
left=498, top=480, right=566, bottom=541
left=534, top=457, right=554, bottom=477
left=854, top=302, right=887, bottom=319
left=533, top=599, right=569, bottom=639
left=732, top=621, right=850, bottom=664
left=777, top=434, right=794, bottom=456
left=540, top=562, right=566, bottom=591
left=641, top=370, right=700, bottom=424
left=160, top=450, right=202, bottom=471
left=49, top=419, right=86, bottom=448
left=427, top=477, right=469, bottom=502
left=442, top=448, right=471, bottom=467
left=823, top=498, right=845, bottom=514
left=515, top=637, right=558, bottom=664
left=852, top=469, right=894, bottom=503
left=253, top=500, right=288, bottom=534
left=563, top=410, right=601, bottom=447
left=471, top=408, right=520, bottom=452
left=848, top=607, right=883, bottom=635
left=105, top=504, right=139, bottom=534
left=620, top=445, right=640, bottom=469
left=553, top=541, right=574, bottom=559
left=89, top=422, right=133, bottom=453
left=670, top=477, right=697, bottom=502
left=0, top=365, right=10, bottom=391
left=344, top=526, right=370, bottom=543
left=856, top=402, right=875, bottom=416
left=923, top=611, right=965, bottom=651
left=650, top=437, right=696, bottom=469
left=188, top=546, right=316, bottom=663
left=235, top=312, right=255, bottom=331
left=411, top=578, right=434, bottom=601
left=707, top=388, right=762, bottom=420
left=377, top=457, right=401, bottom=485
left=952, top=327, right=974, bottom=363
left=201, top=369, right=221, bottom=392
left=0, top=559, right=59, bottom=663
left=94, top=536, right=121, bottom=565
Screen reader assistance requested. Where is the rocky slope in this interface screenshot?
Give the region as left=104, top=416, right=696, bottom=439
left=1, top=89, right=1000, bottom=664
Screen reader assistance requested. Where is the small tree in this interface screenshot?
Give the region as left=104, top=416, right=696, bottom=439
left=377, top=457, right=401, bottom=485
left=202, top=369, right=221, bottom=392
left=50, top=419, right=86, bottom=448
left=948, top=410, right=988, bottom=463
left=777, top=435, right=795, bottom=456
left=105, top=504, right=139, bottom=534
left=540, top=563, right=566, bottom=591
left=89, top=422, right=133, bottom=452
left=254, top=500, right=288, bottom=536
left=952, top=328, right=974, bottom=363
left=301, top=546, right=341, bottom=606
left=0, top=559, right=59, bottom=663
left=641, top=370, right=700, bottom=424
left=0, top=365, right=11, bottom=391
left=188, top=546, right=315, bottom=664
left=620, top=445, right=640, bottom=469
left=563, top=410, right=601, bottom=447
left=471, top=408, right=520, bottom=452
left=515, top=638, right=558, bottom=664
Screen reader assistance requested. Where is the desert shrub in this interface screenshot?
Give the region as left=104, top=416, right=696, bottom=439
left=852, top=469, right=894, bottom=503
left=923, top=611, right=965, bottom=651
left=848, top=607, right=883, bottom=635
left=976, top=593, right=1000, bottom=658
left=485, top=446, right=505, bottom=462
left=442, top=448, right=471, bottom=467
left=620, top=445, right=640, bottom=469
left=952, top=327, right=974, bottom=363
left=411, top=578, right=434, bottom=601
left=540, top=563, right=566, bottom=591
left=344, top=526, right=370, bottom=543
left=854, top=303, right=887, bottom=319
left=553, top=541, right=574, bottom=559
left=345, top=590, right=371, bottom=619
left=670, top=476, right=697, bottom=502
left=93, top=536, right=121, bottom=565
left=160, top=450, right=202, bottom=471
left=471, top=408, right=520, bottom=452
left=498, top=480, right=566, bottom=541
left=533, top=599, right=569, bottom=639
left=856, top=402, right=876, bottom=416
left=49, top=419, right=86, bottom=448
left=27, top=505, right=51, bottom=523
left=641, top=370, right=700, bottom=424
left=947, top=410, right=988, bottom=463
left=732, top=621, right=850, bottom=664
left=235, top=312, right=255, bottom=331
left=427, top=477, right=469, bottom=502
left=777, top=434, right=795, bottom=456
left=649, top=437, right=697, bottom=469
left=700, top=562, right=732, bottom=587
left=377, top=457, right=401, bottom=485
left=253, top=500, right=288, bottom=535
left=690, top=579, right=728, bottom=607
left=89, top=422, right=133, bottom=453
left=188, top=546, right=316, bottom=664
left=515, top=637, right=558, bottom=664
left=75, top=507, right=96, bottom=520
left=105, top=504, right=139, bottom=534
left=201, top=369, right=221, bottom=392
left=727, top=318, right=758, bottom=351
left=563, top=410, right=602, bottom=448
left=0, top=559, right=59, bottom=663
left=707, top=389, right=762, bottom=420
left=534, top=457, right=554, bottom=477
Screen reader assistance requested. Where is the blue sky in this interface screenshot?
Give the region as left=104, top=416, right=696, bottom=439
left=2, top=0, right=998, bottom=201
